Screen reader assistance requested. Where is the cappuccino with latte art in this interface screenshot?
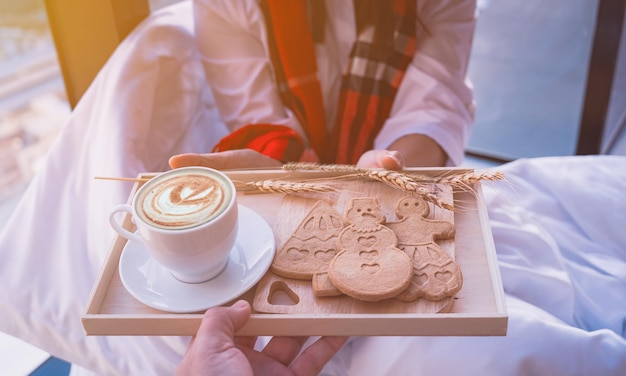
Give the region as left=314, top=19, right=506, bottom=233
left=137, top=172, right=231, bottom=230
left=109, top=167, right=239, bottom=283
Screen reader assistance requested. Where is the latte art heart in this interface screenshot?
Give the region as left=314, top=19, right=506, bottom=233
left=140, top=174, right=229, bottom=229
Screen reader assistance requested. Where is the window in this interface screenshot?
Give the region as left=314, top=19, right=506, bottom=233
left=0, top=1, right=69, bottom=205
left=466, top=0, right=600, bottom=160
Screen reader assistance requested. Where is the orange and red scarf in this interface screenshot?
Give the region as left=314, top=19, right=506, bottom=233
left=212, top=0, right=417, bottom=164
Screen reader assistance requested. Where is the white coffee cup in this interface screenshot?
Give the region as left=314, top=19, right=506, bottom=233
left=109, top=166, right=238, bottom=283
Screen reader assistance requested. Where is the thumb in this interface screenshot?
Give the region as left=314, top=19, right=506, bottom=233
left=177, top=301, right=252, bottom=376
left=356, top=150, right=404, bottom=170
left=197, top=300, right=251, bottom=344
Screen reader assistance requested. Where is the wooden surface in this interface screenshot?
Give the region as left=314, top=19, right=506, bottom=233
left=82, top=168, right=508, bottom=336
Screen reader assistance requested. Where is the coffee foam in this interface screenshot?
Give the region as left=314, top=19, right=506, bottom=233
left=138, top=172, right=231, bottom=230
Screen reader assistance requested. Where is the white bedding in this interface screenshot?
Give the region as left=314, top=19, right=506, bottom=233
left=0, top=3, right=624, bottom=375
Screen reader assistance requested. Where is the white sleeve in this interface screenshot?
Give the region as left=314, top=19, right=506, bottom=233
left=193, top=0, right=306, bottom=139
left=374, top=0, right=477, bottom=166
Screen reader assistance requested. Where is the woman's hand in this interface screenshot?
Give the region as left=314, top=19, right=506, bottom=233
left=385, top=134, right=448, bottom=167
left=176, top=300, right=347, bottom=376
left=356, top=150, right=404, bottom=170
left=354, top=135, right=449, bottom=169
left=169, top=149, right=282, bottom=170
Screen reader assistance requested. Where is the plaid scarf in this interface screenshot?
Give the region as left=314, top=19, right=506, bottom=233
left=213, top=0, right=417, bottom=164
left=331, top=0, right=417, bottom=164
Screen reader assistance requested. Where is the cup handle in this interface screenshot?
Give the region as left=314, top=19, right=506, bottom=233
left=109, top=204, right=143, bottom=243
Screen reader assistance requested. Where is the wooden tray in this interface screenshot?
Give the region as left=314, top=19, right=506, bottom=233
left=83, top=168, right=507, bottom=336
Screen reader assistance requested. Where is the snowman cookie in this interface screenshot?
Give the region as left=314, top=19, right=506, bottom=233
left=328, top=197, right=412, bottom=301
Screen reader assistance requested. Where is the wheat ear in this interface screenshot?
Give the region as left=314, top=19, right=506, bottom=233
left=361, top=170, right=455, bottom=211
left=244, top=180, right=336, bottom=194
left=436, top=170, right=505, bottom=191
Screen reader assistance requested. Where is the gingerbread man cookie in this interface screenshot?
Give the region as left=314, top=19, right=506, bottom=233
left=328, top=197, right=412, bottom=301
left=387, top=196, right=463, bottom=301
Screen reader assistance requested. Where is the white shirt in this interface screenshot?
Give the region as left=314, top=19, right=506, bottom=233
left=194, top=0, right=476, bottom=165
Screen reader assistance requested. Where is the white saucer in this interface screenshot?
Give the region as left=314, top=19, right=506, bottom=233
left=119, top=205, right=275, bottom=313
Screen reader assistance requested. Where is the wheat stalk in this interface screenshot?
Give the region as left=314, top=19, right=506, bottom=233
left=359, top=169, right=455, bottom=211
left=244, top=180, right=336, bottom=194
left=282, top=162, right=507, bottom=210
left=285, top=162, right=504, bottom=184
left=283, top=162, right=365, bottom=173
left=283, top=162, right=454, bottom=210
left=285, top=162, right=439, bottom=183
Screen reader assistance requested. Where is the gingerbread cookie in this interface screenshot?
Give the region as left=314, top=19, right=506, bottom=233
left=271, top=201, right=343, bottom=283
left=387, top=196, right=462, bottom=301
left=328, top=197, right=412, bottom=301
